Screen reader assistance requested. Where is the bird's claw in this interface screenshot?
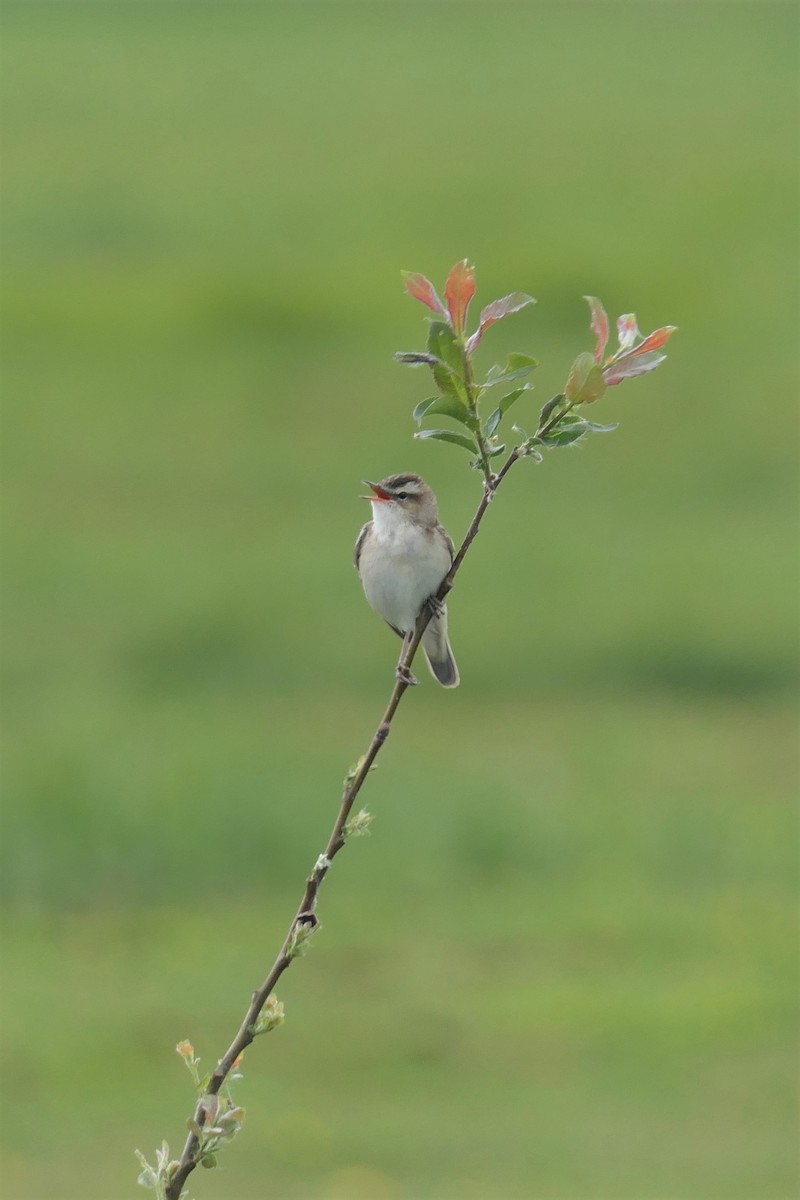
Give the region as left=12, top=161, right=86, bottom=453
left=426, top=594, right=446, bottom=621
left=396, top=663, right=419, bottom=687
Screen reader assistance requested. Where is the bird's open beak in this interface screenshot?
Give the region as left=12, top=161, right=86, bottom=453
left=361, top=480, right=393, bottom=502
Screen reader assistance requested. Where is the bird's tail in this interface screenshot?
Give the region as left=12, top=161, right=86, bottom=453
left=422, top=611, right=460, bottom=688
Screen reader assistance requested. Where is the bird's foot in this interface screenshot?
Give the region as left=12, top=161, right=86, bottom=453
left=426, top=594, right=446, bottom=621
left=396, top=663, right=420, bottom=687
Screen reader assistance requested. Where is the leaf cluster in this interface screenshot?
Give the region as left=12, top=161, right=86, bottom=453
left=397, top=329, right=537, bottom=478
left=397, top=262, right=676, bottom=476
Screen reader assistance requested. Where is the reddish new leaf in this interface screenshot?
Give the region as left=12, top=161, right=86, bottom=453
left=584, top=296, right=610, bottom=364
left=616, top=313, right=641, bottom=351
left=401, top=272, right=448, bottom=317
left=479, top=291, right=535, bottom=329
left=603, top=324, right=677, bottom=384
left=467, top=291, right=535, bottom=353
left=444, top=259, right=476, bottom=334
left=603, top=350, right=667, bottom=386
left=627, top=325, right=678, bottom=357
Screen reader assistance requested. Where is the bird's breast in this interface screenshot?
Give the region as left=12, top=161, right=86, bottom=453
left=360, top=524, right=450, bottom=634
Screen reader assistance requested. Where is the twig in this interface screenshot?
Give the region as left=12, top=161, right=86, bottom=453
left=163, top=430, right=538, bottom=1200
left=150, top=263, right=678, bottom=1198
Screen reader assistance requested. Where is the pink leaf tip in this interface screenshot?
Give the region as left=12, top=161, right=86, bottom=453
left=444, top=259, right=477, bottom=334
left=467, top=291, right=536, bottom=353
left=401, top=272, right=448, bottom=317
left=583, top=296, right=610, bottom=364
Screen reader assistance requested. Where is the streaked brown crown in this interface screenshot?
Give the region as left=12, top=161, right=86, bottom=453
left=379, top=473, right=426, bottom=493
left=375, top=473, right=438, bottom=524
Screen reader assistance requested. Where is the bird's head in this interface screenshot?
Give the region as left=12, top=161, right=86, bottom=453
left=362, top=473, right=438, bottom=526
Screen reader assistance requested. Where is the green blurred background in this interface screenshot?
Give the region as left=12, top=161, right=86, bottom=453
left=1, top=3, right=797, bottom=1198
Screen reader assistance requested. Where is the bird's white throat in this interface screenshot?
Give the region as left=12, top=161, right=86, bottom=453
left=369, top=499, right=423, bottom=541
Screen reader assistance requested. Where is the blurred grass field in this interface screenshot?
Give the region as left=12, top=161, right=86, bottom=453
left=1, top=3, right=797, bottom=1199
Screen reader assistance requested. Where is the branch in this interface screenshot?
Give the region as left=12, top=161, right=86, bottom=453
left=146, top=265, right=677, bottom=1197
left=163, top=431, right=536, bottom=1200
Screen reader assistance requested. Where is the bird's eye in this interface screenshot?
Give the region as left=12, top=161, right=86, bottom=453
left=397, top=491, right=408, bottom=500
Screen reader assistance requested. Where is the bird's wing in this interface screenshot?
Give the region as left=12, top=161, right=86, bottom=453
left=354, top=520, right=402, bottom=638
left=437, top=522, right=456, bottom=565
left=353, top=521, right=373, bottom=570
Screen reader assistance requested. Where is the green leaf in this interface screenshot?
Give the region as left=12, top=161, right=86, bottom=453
left=480, top=353, right=538, bottom=391
left=507, top=352, right=538, bottom=373
left=403, top=323, right=466, bottom=402
left=414, top=429, right=479, bottom=454
left=484, top=408, right=502, bottom=439
left=538, top=393, right=565, bottom=426
left=427, top=320, right=465, bottom=376
left=484, top=386, right=528, bottom=438
left=432, top=361, right=461, bottom=399
left=501, top=386, right=529, bottom=408
left=538, top=420, right=588, bottom=447
left=487, top=441, right=507, bottom=458
left=564, top=352, right=606, bottom=405
left=414, top=393, right=477, bottom=429
left=412, top=397, right=439, bottom=424
left=584, top=419, right=619, bottom=433
left=134, top=1152, right=158, bottom=1189
left=579, top=363, right=606, bottom=404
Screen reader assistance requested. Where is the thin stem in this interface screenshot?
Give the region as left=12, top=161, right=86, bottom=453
left=164, top=399, right=568, bottom=1199
left=462, top=347, right=493, bottom=486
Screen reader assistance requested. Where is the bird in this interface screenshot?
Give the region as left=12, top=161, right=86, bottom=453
left=355, top=473, right=460, bottom=688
